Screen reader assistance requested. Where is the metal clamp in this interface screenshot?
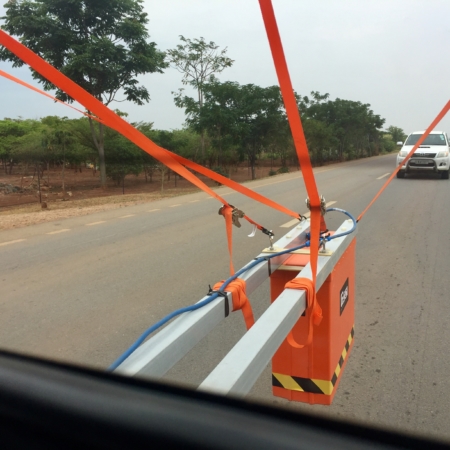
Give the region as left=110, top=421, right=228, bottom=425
left=306, top=195, right=327, bottom=216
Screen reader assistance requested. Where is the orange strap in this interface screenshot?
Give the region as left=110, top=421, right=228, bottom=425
left=284, top=278, right=323, bottom=348
left=213, top=279, right=255, bottom=330
left=0, top=69, right=103, bottom=124
left=259, top=0, right=322, bottom=320
left=0, top=31, right=233, bottom=207
left=0, top=31, right=253, bottom=276
left=357, top=100, right=450, bottom=222
left=0, top=66, right=301, bottom=221
left=219, top=205, right=235, bottom=275
left=170, top=152, right=300, bottom=219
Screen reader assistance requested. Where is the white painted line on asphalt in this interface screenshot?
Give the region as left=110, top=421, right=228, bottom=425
left=119, top=214, right=135, bottom=218
left=86, top=221, right=106, bottom=226
left=148, top=209, right=160, bottom=212
left=46, top=229, right=71, bottom=235
left=0, top=239, right=26, bottom=247
left=280, top=201, right=337, bottom=228
left=279, top=218, right=299, bottom=229
left=377, top=173, right=391, bottom=180
left=169, top=204, right=181, bottom=208
left=250, top=168, right=335, bottom=190
left=189, top=200, right=199, bottom=203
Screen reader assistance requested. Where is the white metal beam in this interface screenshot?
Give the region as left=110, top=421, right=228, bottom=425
left=114, top=219, right=311, bottom=377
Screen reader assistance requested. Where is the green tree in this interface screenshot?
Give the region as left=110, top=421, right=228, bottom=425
left=387, top=125, right=407, bottom=143
left=177, top=80, right=240, bottom=168
left=302, top=119, right=338, bottom=166
left=42, top=116, right=87, bottom=194
left=1, top=0, right=167, bottom=187
left=168, top=36, right=233, bottom=159
left=233, top=84, right=286, bottom=179
left=299, top=93, right=385, bottom=161
left=177, top=80, right=286, bottom=180
left=0, top=118, right=31, bottom=174
left=103, top=128, right=143, bottom=186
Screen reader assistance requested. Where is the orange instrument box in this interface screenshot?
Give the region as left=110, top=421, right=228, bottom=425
left=270, top=239, right=356, bottom=405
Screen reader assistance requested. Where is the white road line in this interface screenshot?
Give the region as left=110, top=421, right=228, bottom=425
left=189, top=200, right=199, bottom=203
left=46, top=229, right=71, bottom=235
left=377, top=173, right=391, bottom=180
left=280, top=201, right=337, bottom=228
left=148, top=209, right=160, bottom=212
left=86, top=221, right=106, bottom=226
left=0, top=239, right=26, bottom=247
left=169, top=204, right=181, bottom=208
left=250, top=168, right=334, bottom=189
left=119, top=214, right=135, bottom=218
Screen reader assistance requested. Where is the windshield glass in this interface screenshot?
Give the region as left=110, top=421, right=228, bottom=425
left=405, top=133, right=447, bottom=145
left=2, top=0, right=450, bottom=447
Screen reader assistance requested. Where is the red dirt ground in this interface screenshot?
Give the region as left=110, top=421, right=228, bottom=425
left=0, top=163, right=290, bottom=210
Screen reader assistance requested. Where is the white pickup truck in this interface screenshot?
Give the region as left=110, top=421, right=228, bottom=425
left=396, top=131, right=450, bottom=179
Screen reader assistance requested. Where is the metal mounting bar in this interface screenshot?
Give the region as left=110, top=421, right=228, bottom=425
left=198, top=220, right=356, bottom=397
left=114, top=219, right=310, bottom=378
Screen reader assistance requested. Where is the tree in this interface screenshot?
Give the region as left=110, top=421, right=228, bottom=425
left=299, top=92, right=385, bottom=161
left=236, top=84, right=286, bottom=179
left=0, top=0, right=167, bottom=187
left=42, top=116, right=85, bottom=195
left=168, top=36, right=233, bottom=159
left=103, top=128, right=143, bottom=186
left=177, top=80, right=286, bottom=179
left=387, top=126, right=407, bottom=143
left=0, top=118, right=31, bottom=174
left=177, top=80, right=240, bottom=168
left=302, top=119, right=338, bottom=166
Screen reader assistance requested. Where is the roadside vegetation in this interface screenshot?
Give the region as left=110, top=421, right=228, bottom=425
left=0, top=0, right=406, bottom=206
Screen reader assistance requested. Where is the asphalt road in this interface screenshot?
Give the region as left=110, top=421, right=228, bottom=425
left=1, top=153, right=449, bottom=442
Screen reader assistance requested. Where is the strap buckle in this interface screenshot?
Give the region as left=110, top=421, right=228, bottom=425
left=218, top=204, right=245, bottom=228
left=306, top=195, right=327, bottom=216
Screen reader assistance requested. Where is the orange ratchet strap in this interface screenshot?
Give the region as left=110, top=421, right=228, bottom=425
left=213, top=278, right=255, bottom=330
left=0, top=31, right=225, bottom=204
left=0, top=66, right=301, bottom=221
left=357, top=100, right=450, bottom=222
left=259, top=0, right=323, bottom=342
left=218, top=204, right=235, bottom=275
left=0, top=69, right=102, bottom=123
left=0, top=31, right=280, bottom=274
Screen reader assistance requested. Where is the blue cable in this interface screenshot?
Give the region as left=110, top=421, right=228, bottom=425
left=108, top=207, right=357, bottom=371
left=326, top=207, right=357, bottom=240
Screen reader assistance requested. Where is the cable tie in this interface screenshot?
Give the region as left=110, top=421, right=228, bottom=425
left=208, top=285, right=229, bottom=317
left=254, top=256, right=272, bottom=276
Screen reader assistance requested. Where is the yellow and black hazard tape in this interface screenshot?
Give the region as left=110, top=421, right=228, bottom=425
left=272, top=326, right=354, bottom=396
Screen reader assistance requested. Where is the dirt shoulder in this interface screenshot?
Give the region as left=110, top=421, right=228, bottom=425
left=0, top=189, right=197, bottom=231
left=0, top=153, right=397, bottom=232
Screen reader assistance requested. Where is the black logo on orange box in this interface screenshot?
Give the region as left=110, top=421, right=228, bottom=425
left=340, top=278, right=349, bottom=315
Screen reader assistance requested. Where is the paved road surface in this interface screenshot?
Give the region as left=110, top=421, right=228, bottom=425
left=1, top=153, right=449, bottom=442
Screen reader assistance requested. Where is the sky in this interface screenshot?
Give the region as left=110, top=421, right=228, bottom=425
left=0, top=0, right=450, bottom=135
